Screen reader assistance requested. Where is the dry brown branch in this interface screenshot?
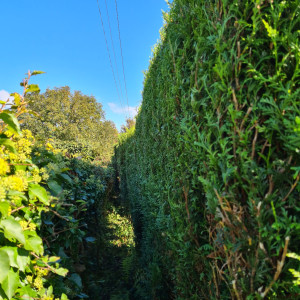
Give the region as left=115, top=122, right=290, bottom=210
left=240, top=105, right=253, bottom=131
left=258, top=139, right=270, bottom=162
left=232, top=88, right=239, bottom=111
left=261, top=236, right=290, bottom=298
left=264, top=175, right=274, bottom=199
left=11, top=206, right=25, bottom=214
left=30, top=252, right=63, bottom=275
left=251, top=126, right=258, bottom=160
left=282, top=175, right=299, bottom=202
left=49, top=208, right=70, bottom=221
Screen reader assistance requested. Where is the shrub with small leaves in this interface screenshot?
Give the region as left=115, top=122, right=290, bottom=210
left=115, top=1, right=300, bottom=299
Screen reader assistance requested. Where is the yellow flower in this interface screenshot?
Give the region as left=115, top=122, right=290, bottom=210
left=11, top=195, right=22, bottom=206
left=0, top=158, right=9, bottom=175
left=41, top=296, right=54, bottom=300
left=3, top=176, right=28, bottom=192
left=46, top=142, right=53, bottom=150
left=26, top=275, right=33, bottom=283
left=32, top=174, right=42, bottom=183
left=23, top=129, right=33, bottom=139
left=19, top=220, right=28, bottom=230
left=28, top=223, right=37, bottom=231
left=15, top=170, right=26, bottom=177
left=8, top=152, right=18, bottom=161
left=33, top=277, right=43, bottom=290
left=0, top=186, right=6, bottom=200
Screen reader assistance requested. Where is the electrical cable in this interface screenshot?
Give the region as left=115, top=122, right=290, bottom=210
left=104, top=0, right=126, bottom=117
left=96, top=0, right=124, bottom=112
left=114, top=0, right=130, bottom=116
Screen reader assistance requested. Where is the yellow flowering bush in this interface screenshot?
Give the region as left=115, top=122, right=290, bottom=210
left=0, top=72, right=68, bottom=300
left=0, top=158, right=9, bottom=175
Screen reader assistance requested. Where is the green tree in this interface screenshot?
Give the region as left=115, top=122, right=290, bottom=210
left=120, top=117, right=136, bottom=133
left=22, top=87, right=118, bottom=162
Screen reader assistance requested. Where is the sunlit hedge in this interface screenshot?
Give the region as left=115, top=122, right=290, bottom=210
left=115, top=1, right=300, bottom=299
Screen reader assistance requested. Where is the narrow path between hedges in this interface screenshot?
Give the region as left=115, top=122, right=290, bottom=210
left=81, top=184, right=136, bottom=300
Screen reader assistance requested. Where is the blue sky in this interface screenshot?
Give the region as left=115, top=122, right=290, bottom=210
left=0, top=0, right=169, bottom=130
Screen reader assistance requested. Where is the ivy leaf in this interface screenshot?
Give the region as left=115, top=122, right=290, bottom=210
left=25, top=84, right=40, bottom=94
left=6, top=191, right=27, bottom=202
left=2, top=269, right=19, bottom=300
left=31, top=70, right=45, bottom=76
left=61, top=293, right=68, bottom=300
left=16, top=248, right=30, bottom=272
left=0, top=247, right=18, bottom=268
left=0, top=218, right=25, bottom=244
left=47, top=181, right=63, bottom=196
left=0, top=249, right=10, bottom=283
left=0, top=112, right=22, bottom=136
left=14, top=164, right=27, bottom=172
left=10, top=93, right=22, bottom=106
left=0, top=202, right=10, bottom=217
left=24, top=231, right=44, bottom=255
left=0, top=138, right=16, bottom=153
left=28, top=184, right=50, bottom=205
left=17, top=285, right=37, bottom=298
left=69, top=273, right=82, bottom=288
left=85, top=236, right=96, bottom=243
left=46, top=285, right=53, bottom=296
left=55, top=268, right=68, bottom=277
left=48, top=256, right=60, bottom=263
left=43, top=220, right=53, bottom=225
left=59, top=173, right=73, bottom=185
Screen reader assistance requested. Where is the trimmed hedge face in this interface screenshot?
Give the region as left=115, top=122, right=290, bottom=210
left=116, top=1, right=300, bottom=299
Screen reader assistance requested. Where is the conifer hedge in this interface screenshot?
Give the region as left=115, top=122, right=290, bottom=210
left=115, top=0, right=300, bottom=299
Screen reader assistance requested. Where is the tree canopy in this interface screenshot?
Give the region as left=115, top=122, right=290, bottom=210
left=120, top=117, right=136, bottom=133
left=22, top=86, right=118, bottom=162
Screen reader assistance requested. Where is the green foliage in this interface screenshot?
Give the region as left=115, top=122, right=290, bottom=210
left=115, top=1, right=300, bottom=299
left=121, top=118, right=136, bottom=133
left=287, top=252, right=300, bottom=286
left=0, top=73, right=115, bottom=299
left=22, top=87, right=118, bottom=163
left=32, top=145, right=112, bottom=299
left=106, top=206, right=135, bottom=248
left=0, top=72, right=68, bottom=300
left=88, top=201, right=136, bottom=299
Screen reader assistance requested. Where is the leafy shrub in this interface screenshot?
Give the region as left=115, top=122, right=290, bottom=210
left=0, top=72, right=114, bottom=299
left=32, top=145, right=112, bottom=299
left=0, top=71, right=68, bottom=299
left=115, top=1, right=300, bottom=299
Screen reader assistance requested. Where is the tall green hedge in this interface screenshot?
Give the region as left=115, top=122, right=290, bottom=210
left=116, top=0, right=300, bottom=299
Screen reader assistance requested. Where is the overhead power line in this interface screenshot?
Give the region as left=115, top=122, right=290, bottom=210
left=114, top=0, right=130, bottom=116
left=96, top=0, right=124, bottom=112
left=104, top=0, right=125, bottom=113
